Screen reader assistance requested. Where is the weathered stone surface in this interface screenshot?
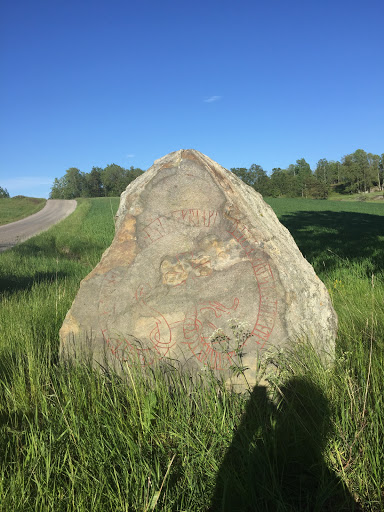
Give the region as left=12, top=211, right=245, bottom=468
left=60, top=149, right=337, bottom=385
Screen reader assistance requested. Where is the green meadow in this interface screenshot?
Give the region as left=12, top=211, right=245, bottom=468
left=0, top=197, right=46, bottom=226
left=0, top=197, right=383, bottom=511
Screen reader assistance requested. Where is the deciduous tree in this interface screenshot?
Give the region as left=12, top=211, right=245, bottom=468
left=83, top=167, right=103, bottom=197
left=61, top=168, right=84, bottom=199
left=0, top=186, right=10, bottom=198
left=101, top=164, right=127, bottom=196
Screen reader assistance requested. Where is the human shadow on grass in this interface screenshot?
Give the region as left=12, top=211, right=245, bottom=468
left=210, top=378, right=362, bottom=512
left=278, top=211, right=384, bottom=275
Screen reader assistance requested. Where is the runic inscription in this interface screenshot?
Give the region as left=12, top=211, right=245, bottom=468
left=99, top=207, right=277, bottom=370
left=142, top=209, right=219, bottom=246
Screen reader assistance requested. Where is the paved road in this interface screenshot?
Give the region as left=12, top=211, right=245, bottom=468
left=0, top=199, right=77, bottom=252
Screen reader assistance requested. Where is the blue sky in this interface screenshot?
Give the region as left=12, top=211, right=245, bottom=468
left=1, top=0, right=383, bottom=198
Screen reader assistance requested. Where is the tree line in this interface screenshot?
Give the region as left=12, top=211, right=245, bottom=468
left=49, top=164, right=144, bottom=199
left=231, top=149, right=384, bottom=199
left=49, top=148, right=383, bottom=200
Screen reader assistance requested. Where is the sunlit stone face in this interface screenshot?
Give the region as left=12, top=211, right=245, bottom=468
left=98, top=157, right=278, bottom=370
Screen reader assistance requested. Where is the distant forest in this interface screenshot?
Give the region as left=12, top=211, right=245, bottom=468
left=50, top=165, right=144, bottom=199
left=50, top=149, right=383, bottom=200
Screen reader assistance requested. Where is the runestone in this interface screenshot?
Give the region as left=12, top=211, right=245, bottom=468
left=60, top=150, right=337, bottom=386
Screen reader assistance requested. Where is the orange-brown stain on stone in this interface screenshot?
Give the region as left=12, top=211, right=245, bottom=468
left=116, top=214, right=136, bottom=243
left=159, top=162, right=175, bottom=169
left=84, top=215, right=137, bottom=280
left=181, top=150, right=200, bottom=162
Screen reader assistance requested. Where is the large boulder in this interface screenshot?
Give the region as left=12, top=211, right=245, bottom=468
left=60, top=149, right=337, bottom=385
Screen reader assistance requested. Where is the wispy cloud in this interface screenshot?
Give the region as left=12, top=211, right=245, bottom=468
left=204, top=95, right=222, bottom=103
left=126, top=154, right=135, bottom=158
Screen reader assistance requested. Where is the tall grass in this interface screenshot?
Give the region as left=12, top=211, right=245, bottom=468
left=0, top=197, right=383, bottom=511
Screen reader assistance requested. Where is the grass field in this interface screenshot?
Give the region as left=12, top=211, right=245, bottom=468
left=0, top=197, right=383, bottom=511
left=0, top=197, right=46, bottom=226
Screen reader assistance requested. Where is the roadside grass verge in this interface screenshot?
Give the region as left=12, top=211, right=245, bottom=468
left=0, top=197, right=46, bottom=225
left=0, top=197, right=383, bottom=511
